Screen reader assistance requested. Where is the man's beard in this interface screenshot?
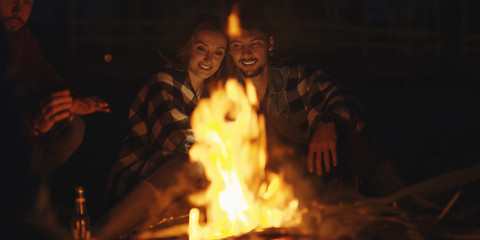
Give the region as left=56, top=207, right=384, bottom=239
left=239, top=62, right=266, bottom=79
left=2, top=17, right=25, bottom=33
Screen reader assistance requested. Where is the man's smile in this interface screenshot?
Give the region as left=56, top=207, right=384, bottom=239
left=240, top=58, right=257, bottom=66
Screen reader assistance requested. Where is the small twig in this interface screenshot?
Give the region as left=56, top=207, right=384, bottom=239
left=409, top=194, right=472, bottom=225
left=151, top=214, right=190, bottom=228
left=432, top=189, right=462, bottom=225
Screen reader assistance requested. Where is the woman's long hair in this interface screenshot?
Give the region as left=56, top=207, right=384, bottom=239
left=160, top=14, right=231, bottom=84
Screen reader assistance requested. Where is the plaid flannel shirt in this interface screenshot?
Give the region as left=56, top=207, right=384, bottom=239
left=107, top=68, right=202, bottom=198
left=250, top=62, right=364, bottom=144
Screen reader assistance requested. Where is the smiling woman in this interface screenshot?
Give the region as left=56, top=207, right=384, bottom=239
left=187, top=30, right=227, bottom=95
left=94, top=14, right=229, bottom=240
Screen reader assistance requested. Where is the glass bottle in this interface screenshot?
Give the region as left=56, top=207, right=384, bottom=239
left=71, top=186, right=91, bottom=240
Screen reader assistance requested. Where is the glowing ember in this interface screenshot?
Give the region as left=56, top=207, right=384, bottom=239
left=188, top=79, right=302, bottom=239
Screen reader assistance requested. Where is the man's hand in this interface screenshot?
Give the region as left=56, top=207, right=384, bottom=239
left=33, top=90, right=73, bottom=135
left=307, top=121, right=337, bottom=175
left=71, top=96, right=110, bottom=115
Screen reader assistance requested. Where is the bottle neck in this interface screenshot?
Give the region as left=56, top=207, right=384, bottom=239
left=75, top=197, right=87, bottom=215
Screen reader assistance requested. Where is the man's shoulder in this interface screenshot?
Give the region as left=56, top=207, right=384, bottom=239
left=271, top=58, right=326, bottom=80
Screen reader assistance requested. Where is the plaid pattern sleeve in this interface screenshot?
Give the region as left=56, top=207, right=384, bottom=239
left=107, top=70, right=199, bottom=199
left=283, top=63, right=365, bottom=137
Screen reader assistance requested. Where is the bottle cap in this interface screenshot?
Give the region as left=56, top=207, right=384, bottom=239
left=75, top=186, right=85, bottom=197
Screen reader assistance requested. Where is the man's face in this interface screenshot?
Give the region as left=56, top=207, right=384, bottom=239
left=229, top=29, right=273, bottom=79
left=0, top=0, right=34, bottom=33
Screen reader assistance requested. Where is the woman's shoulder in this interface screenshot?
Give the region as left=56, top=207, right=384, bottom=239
left=143, top=66, right=187, bottom=90
left=150, top=67, right=187, bottom=85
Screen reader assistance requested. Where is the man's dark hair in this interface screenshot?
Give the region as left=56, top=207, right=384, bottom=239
left=237, top=1, right=272, bottom=37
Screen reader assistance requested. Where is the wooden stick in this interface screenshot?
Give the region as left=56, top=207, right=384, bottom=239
left=432, top=189, right=462, bottom=225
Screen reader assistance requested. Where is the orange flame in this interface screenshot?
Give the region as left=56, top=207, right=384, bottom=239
left=188, top=79, right=301, bottom=239
left=227, top=3, right=242, bottom=37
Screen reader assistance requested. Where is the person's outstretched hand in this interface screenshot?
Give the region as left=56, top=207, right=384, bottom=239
left=33, top=90, right=73, bottom=135
left=307, top=121, right=337, bottom=175
left=71, top=96, right=110, bottom=115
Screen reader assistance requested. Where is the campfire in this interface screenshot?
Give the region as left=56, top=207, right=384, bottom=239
left=188, top=79, right=302, bottom=239
left=131, top=78, right=311, bottom=240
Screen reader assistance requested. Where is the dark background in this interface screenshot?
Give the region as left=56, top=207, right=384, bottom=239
left=25, top=0, right=480, bottom=226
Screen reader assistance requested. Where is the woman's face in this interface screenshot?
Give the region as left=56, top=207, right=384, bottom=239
left=187, top=30, right=227, bottom=83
